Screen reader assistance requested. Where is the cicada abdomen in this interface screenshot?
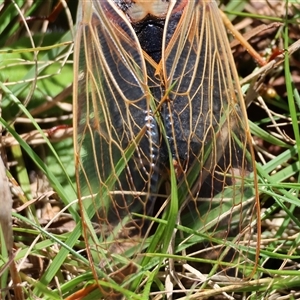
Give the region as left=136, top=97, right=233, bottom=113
left=74, top=0, right=259, bottom=297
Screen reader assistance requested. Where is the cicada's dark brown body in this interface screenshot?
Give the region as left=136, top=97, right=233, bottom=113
left=74, top=0, right=259, bottom=296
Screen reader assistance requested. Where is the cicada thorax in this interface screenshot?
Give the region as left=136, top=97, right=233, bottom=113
left=117, top=1, right=184, bottom=63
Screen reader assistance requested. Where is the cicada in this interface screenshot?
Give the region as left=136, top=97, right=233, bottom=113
left=73, top=0, right=260, bottom=298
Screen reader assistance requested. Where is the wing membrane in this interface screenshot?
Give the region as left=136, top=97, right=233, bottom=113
left=74, top=0, right=162, bottom=263
left=74, top=0, right=259, bottom=296
left=161, top=0, right=258, bottom=274
left=163, top=1, right=255, bottom=211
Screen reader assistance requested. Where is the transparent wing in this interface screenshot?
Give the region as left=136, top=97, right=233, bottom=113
left=161, top=0, right=259, bottom=276
left=74, top=0, right=162, bottom=271
left=74, top=0, right=259, bottom=297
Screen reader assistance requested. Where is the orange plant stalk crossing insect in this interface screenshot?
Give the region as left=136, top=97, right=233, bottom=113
left=73, top=0, right=260, bottom=298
